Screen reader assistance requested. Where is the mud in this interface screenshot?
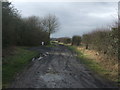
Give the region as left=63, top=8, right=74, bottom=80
left=10, top=45, right=117, bottom=88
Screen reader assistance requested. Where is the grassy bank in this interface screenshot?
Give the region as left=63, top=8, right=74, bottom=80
left=67, top=45, right=118, bottom=84
left=2, top=47, right=39, bottom=88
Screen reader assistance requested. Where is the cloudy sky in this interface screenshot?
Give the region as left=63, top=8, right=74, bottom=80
left=11, top=1, right=118, bottom=38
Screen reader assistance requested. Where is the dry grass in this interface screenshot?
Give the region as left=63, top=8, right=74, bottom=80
left=77, top=46, right=118, bottom=82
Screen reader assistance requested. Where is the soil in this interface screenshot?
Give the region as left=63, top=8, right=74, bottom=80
left=10, top=44, right=117, bottom=88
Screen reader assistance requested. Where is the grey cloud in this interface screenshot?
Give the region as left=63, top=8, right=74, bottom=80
left=12, top=2, right=118, bottom=38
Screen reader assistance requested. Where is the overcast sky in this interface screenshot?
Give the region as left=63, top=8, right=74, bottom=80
left=11, top=1, right=118, bottom=38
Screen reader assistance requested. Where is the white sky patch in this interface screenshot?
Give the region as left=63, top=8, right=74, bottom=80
left=88, top=12, right=115, bottom=18
left=8, top=0, right=120, bottom=2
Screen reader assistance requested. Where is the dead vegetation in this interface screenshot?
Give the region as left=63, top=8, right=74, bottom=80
left=77, top=46, right=118, bottom=82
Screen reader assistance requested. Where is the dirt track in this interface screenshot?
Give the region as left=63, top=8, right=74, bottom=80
left=10, top=45, right=116, bottom=88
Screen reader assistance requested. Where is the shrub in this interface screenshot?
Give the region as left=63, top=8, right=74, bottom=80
left=72, top=36, right=81, bottom=46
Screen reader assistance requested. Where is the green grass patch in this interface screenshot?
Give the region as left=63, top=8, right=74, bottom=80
left=67, top=45, right=116, bottom=81
left=46, top=44, right=55, bottom=47
left=2, top=47, right=39, bottom=88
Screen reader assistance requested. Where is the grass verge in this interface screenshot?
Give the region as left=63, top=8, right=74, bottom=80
left=46, top=44, right=55, bottom=47
left=2, top=47, right=39, bottom=88
left=67, top=45, right=118, bottom=84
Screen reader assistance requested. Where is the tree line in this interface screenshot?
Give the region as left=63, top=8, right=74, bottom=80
left=57, top=23, right=118, bottom=59
left=60, top=23, right=118, bottom=59
left=57, top=36, right=81, bottom=46
left=2, top=1, right=59, bottom=48
left=82, top=24, right=118, bottom=59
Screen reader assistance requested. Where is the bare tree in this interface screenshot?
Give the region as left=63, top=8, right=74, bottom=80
left=42, top=14, right=59, bottom=37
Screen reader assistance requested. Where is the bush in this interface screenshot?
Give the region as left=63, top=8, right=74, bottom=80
left=82, top=26, right=118, bottom=59
left=72, top=36, right=81, bottom=46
